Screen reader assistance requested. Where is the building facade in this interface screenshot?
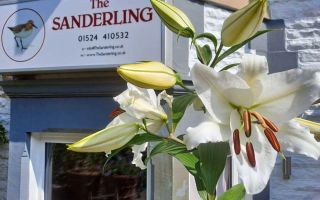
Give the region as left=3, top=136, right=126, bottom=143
left=0, top=0, right=319, bottom=200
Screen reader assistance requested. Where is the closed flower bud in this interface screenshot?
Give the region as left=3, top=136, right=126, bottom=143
left=295, top=118, right=320, bottom=134
left=221, top=0, right=268, bottom=47
left=117, top=61, right=177, bottom=90
left=68, top=123, right=140, bottom=152
left=151, top=0, right=195, bottom=38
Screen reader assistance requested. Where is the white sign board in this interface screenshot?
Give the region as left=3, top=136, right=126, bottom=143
left=0, top=0, right=162, bottom=72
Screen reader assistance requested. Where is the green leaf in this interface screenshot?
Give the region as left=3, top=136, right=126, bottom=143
left=193, top=33, right=218, bottom=52
left=219, top=63, right=240, bottom=72
left=172, top=93, right=196, bottom=131
left=218, top=184, right=246, bottom=200
left=174, top=151, right=199, bottom=175
left=211, top=29, right=272, bottom=67
left=196, top=44, right=212, bottom=65
left=198, top=142, right=230, bottom=195
left=194, top=175, right=208, bottom=200
left=145, top=139, right=199, bottom=175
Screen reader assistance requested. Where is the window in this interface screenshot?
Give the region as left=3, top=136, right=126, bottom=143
left=22, top=132, right=148, bottom=200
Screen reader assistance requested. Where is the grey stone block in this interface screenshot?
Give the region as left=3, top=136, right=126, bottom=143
left=267, top=19, right=286, bottom=52
left=267, top=51, right=298, bottom=73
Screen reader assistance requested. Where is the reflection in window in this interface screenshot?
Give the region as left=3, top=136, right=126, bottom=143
left=45, top=143, right=146, bottom=200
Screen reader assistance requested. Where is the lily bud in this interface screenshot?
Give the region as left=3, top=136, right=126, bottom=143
left=68, top=123, right=140, bottom=152
left=117, top=61, right=177, bottom=90
left=221, top=0, right=268, bottom=47
left=295, top=118, right=320, bottom=134
left=151, top=0, right=195, bottom=38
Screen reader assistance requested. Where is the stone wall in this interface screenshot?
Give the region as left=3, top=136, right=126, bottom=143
left=270, top=0, right=320, bottom=69
left=0, top=144, right=8, bottom=200
left=0, top=88, right=10, bottom=200
left=269, top=0, right=320, bottom=199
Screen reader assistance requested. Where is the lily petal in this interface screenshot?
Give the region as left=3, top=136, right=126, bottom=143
left=253, top=70, right=320, bottom=124
left=132, top=142, right=148, bottom=169
left=144, top=118, right=165, bottom=133
left=158, top=90, right=173, bottom=108
left=230, top=110, right=277, bottom=194
left=237, top=54, right=268, bottom=85
left=279, top=120, right=320, bottom=159
left=107, top=113, right=137, bottom=127
left=191, top=63, right=253, bottom=124
left=108, top=112, right=162, bottom=134
left=184, top=115, right=230, bottom=150
left=114, top=83, right=167, bottom=121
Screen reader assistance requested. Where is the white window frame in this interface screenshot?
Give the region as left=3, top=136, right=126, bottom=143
left=23, top=132, right=87, bottom=200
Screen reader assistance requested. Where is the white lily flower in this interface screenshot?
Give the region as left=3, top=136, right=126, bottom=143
left=132, top=143, right=148, bottom=170
left=115, top=83, right=167, bottom=123
left=70, top=83, right=170, bottom=169
left=184, top=54, right=320, bottom=194
left=112, top=83, right=170, bottom=169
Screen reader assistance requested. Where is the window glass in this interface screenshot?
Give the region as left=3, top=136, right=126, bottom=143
left=45, top=143, right=146, bottom=200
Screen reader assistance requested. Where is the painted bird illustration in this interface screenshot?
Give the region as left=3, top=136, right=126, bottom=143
left=8, top=20, right=38, bottom=50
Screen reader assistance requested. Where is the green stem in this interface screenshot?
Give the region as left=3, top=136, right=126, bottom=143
left=168, top=134, right=184, bottom=144
left=208, top=193, right=215, bottom=200
left=176, top=80, right=195, bottom=93
left=165, top=120, right=172, bottom=135
left=210, top=42, right=223, bottom=68
left=140, top=125, right=184, bottom=145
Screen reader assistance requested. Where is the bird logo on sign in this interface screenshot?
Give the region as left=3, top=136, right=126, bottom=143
left=8, top=20, right=38, bottom=50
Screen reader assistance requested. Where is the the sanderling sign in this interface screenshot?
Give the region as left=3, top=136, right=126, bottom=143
left=0, top=0, right=162, bottom=72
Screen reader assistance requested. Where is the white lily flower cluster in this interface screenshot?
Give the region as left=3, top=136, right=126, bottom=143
left=68, top=0, right=320, bottom=198
left=69, top=83, right=171, bottom=169
left=184, top=54, right=320, bottom=194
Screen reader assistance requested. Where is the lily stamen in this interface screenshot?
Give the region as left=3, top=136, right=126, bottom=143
left=251, top=111, right=267, bottom=128
left=246, top=142, right=256, bottom=167
left=263, top=116, right=279, bottom=132
left=243, top=111, right=252, bottom=137
left=264, top=128, right=281, bottom=152
left=233, top=129, right=241, bottom=155
left=109, top=107, right=125, bottom=120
